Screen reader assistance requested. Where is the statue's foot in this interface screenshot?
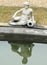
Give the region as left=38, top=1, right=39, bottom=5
left=9, top=20, right=16, bottom=25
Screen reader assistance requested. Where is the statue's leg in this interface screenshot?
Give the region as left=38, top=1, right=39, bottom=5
left=9, top=16, right=27, bottom=25
left=14, top=20, right=26, bottom=25
left=9, top=20, right=26, bottom=25
left=9, top=16, right=21, bottom=25
left=14, top=16, right=21, bottom=20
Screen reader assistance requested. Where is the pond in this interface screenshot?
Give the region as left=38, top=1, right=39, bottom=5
left=0, top=41, right=47, bottom=65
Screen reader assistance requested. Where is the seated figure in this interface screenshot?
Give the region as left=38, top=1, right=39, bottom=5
left=9, top=2, right=36, bottom=27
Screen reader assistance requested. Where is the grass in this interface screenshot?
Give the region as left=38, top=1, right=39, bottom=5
left=0, top=6, right=47, bottom=25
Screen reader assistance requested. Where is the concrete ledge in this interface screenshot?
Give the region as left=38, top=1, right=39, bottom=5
left=0, top=26, right=47, bottom=43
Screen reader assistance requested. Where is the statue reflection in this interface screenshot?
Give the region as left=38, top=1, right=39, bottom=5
left=8, top=41, right=34, bottom=64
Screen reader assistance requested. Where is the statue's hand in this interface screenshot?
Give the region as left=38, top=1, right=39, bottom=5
left=12, top=16, right=15, bottom=19
left=12, top=16, right=16, bottom=20
left=29, top=18, right=33, bottom=21
left=30, top=18, right=34, bottom=21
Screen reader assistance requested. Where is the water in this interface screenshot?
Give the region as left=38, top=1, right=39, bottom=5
left=0, top=41, right=47, bottom=65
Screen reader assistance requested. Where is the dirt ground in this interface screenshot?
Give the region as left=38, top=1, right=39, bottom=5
left=0, top=0, right=47, bottom=8
left=0, top=6, right=47, bottom=25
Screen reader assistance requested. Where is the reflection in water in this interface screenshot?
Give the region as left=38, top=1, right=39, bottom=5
left=8, top=41, right=34, bottom=64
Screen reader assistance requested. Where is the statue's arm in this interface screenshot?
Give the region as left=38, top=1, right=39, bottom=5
left=32, top=12, right=34, bottom=21
left=12, top=9, right=23, bottom=18
left=30, top=11, right=34, bottom=21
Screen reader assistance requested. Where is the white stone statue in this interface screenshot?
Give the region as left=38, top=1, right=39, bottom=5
left=9, top=2, right=36, bottom=27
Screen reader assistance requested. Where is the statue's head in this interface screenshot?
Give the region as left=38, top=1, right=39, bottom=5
left=24, top=2, right=29, bottom=9
left=22, top=57, right=28, bottom=64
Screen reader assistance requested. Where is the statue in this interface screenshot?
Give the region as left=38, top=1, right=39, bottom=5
left=9, top=2, right=36, bottom=27
left=8, top=41, right=34, bottom=64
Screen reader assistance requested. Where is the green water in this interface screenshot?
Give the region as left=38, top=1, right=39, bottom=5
left=0, top=41, right=47, bottom=65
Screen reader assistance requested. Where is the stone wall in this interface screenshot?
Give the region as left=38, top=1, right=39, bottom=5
left=0, top=0, right=47, bottom=8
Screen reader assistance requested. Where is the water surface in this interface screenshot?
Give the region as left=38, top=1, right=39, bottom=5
left=0, top=41, right=47, bottom=65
